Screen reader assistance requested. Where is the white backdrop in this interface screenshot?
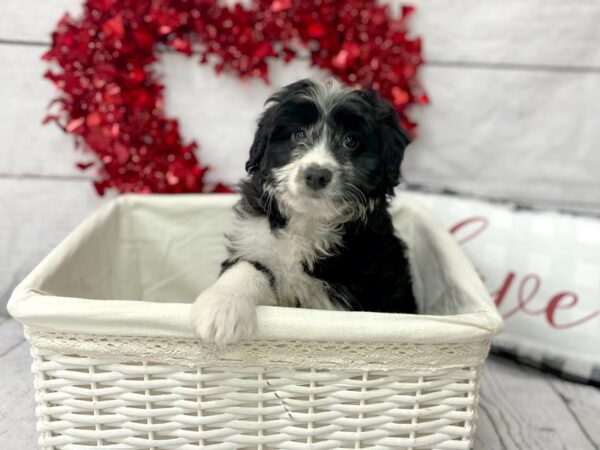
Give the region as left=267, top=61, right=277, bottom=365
left=1, top=0, right=600, bottom=312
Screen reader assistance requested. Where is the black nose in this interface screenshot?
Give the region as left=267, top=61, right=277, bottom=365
left=304, top=166, right=333, bottom=190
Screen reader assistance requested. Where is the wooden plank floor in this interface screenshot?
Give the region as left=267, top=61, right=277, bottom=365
left=1, top=317, right=599, bottom=450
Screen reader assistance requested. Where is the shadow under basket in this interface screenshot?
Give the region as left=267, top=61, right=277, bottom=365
left=8, top=194, right=502, bottom=450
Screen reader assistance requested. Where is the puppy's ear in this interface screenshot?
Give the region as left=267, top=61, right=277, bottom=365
left=361, top=89, right=411, bottom=196
left=379, top=99, right=411, bottom=195
left=245, top=110, right=273, bottom=174
left=247, top=79, right=318, bottom=174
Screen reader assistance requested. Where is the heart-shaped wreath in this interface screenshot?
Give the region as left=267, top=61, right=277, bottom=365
left=43, top=0, right=427, bottom=195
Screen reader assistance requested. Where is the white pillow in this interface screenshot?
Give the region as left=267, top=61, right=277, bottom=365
left=402, top=189, right=600, bottom=385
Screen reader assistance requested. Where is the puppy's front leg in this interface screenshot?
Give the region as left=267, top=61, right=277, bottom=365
left=191, top=261, right=276, bottom=345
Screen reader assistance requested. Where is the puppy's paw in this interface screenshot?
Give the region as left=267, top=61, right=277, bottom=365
left=190, top=284, right=256, bottom=346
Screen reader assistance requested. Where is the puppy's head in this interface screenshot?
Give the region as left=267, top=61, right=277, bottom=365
left=245, top=79, right=410, bottom=221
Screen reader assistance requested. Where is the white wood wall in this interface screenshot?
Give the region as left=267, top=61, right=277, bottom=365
left=1, top=0, right=600, bottom=312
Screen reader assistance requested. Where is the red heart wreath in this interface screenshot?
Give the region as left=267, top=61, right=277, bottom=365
left=43, top=0, right=427, bottom=195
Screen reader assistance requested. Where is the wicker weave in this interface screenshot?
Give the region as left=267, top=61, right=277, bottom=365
left=33, top=344, right=481, bottom=450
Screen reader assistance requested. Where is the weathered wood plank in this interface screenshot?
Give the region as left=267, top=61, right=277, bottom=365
left=548, top=376, right=600, bottom=446
left=409, top=0, right=600, bottom=68
left=0, top=178, right=109, bottom=314
left=2, top=0, right=600, bottom=68
left=473, top=397, right=505, bottom=450
left=0, top=44, right=84, bottom=178
left=0, top=319, right=37, bottom=450
left=0, top=316, right=24, bottom=354
left=403, top=64, right=600, bottom=213
left=477, top=357, right=599, bottom=450
left=0, top=0, right=81, bottom=44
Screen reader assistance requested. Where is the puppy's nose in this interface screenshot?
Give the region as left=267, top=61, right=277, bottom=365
left=304, top=166, right=333, bottom=190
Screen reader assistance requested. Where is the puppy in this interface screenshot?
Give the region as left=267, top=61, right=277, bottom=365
left=191, top=79, right=416, bottom=345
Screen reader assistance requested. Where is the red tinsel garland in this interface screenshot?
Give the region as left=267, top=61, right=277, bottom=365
left=43, top=0, right=427, bottom=195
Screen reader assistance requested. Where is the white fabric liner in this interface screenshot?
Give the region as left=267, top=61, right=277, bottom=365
left=8, top=194, right=501, bottom=344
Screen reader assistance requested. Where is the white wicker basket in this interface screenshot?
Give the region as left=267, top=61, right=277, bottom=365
left=8, top=194, right=502, bottom=450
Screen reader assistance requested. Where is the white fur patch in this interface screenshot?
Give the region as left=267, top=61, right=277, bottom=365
left=227, top=211, right=346, bottom=310
left=190, top=261, right=276, bottom=345
left=270, top=129, right=365, bottom=225
left=297, top=138, right=339, bottom=171
left=277, top=141, right=339, bottom=198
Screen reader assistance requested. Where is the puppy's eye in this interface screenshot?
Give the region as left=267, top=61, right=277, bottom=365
left=293, top=129, right=307, bottom=141
left=343, top=135, right=359, bottom=150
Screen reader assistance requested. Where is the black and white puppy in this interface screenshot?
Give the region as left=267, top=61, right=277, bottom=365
left=191, top=79, right=416, bottom=345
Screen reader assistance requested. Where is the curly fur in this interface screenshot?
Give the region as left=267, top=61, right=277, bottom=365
left=192, top=79, right=416, bottom=345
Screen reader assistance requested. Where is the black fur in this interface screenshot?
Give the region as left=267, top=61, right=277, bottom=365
left=306, top=203, right=415, bottom=313
left=237, top=79, right=416, bottom=314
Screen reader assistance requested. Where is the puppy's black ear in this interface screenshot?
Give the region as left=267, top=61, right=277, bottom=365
left=245, top=110, right=273, bottom=174
left=379, top=99, right=411, bottom=195
left=361, top=89, right=411, bottom=196
left=246, top=80, right=314, bottom=174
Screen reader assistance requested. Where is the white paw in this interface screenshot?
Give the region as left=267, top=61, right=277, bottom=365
left=190, top=284, right=257, bottom=346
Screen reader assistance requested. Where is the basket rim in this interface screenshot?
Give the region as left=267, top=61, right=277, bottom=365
left=12, top=291, right=500, bottom=343
left=8, top=194, right=502, bottom=344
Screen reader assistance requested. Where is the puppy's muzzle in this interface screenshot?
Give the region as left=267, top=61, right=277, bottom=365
left=304, top=165, right=333, bottom=191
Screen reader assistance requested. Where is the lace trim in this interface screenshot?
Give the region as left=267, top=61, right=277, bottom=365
left=25, top=328, right=491, bottom=371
